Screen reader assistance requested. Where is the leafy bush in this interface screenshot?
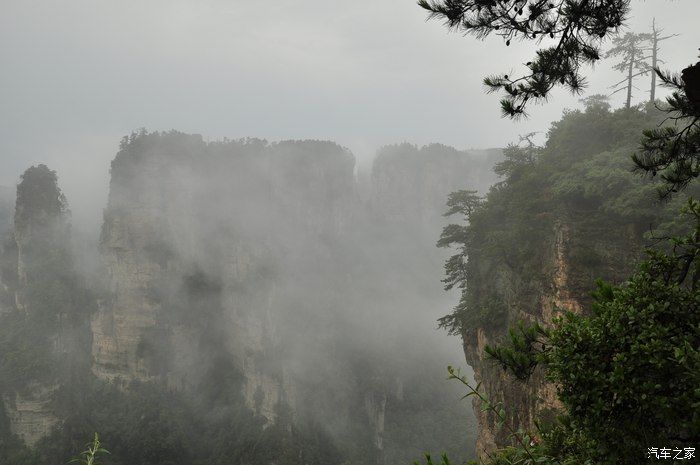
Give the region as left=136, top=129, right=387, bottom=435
left=475, top=201, right=700, bottom=464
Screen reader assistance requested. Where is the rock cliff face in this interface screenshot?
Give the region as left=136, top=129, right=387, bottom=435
left=3, top=383, right=59, bottom=447
left=0, top=186, right=12, bottom=236
left=0, top=166, right=79, bottom=447
left=439, top=104, right=680, bottom=459
left=0, top=135, right=501, bottom=462
left=89, top=133, right=499, bottom=463
left=0, top=186, right=15, bottom=318
left=463, top=217, right=643, bottom=457
left=92, top=134, right=356, bottom=420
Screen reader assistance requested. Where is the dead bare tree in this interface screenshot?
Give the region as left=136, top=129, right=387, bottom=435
left=649, top=19, right=680, bottom=103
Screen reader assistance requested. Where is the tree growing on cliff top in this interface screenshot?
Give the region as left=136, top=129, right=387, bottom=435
left=605, top=25, right=680, bottom=108
left=418, top=0, right=700, bottom=192
left=426, top=94, right=700, bottom=465
left=14, top=164, right=68, bottom=233
left=431, top=185, right=700, bottom=464
left=606, top=32, right=652, bottom=109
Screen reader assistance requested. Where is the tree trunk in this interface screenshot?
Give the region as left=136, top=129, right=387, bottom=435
left=626, top=46, right=635, bottom=109
left=650, top=23, right=658, bottom=103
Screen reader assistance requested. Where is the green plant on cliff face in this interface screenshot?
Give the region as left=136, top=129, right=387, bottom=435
left=473, top=200, right=700, bottom=464
left=69, top=433, right=110, bottom=465
left=412, top=452, right=453, bottom=465
left=545, top=208, right=699, bottom=462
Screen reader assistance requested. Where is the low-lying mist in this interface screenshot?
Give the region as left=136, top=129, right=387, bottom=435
left=0, top=131, right=502, bottom=465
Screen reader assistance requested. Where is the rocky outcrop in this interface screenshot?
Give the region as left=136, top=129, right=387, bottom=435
left=365, top=390, right=387, bottom=450
left=464, top=218, right=642, bottom=457
left=3, top=383, right=59, bottom=447
left=89, top=132, right=497, bottom=463
left=0, top=165, right=84, bottom=448
left=0, top=134, right=500, bottom=461
left=0, top=186, right=13, bottom=237
left=0, top=187, right=17, bottom=319
left=91, top=133, right=357, bottom=426
left=464, top=221, right=574, bottom=454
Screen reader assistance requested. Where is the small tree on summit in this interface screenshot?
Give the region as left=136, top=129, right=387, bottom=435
left=606, top=32, right=652, bottom=108
left=14, top=164, right=68, bottom=235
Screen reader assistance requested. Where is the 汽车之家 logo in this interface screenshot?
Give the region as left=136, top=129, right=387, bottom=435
left=647, top=447, right=695, bottom=460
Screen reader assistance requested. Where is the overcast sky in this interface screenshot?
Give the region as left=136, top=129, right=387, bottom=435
left=1, top=0, right=699, bottom=229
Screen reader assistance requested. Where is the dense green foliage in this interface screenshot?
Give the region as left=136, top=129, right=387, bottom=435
left=13, top=165, right=68, bottom=232
left=429, top=99, right=700, bottom=464
left=419, top=4, right=699, bottom=464
left=479, top=202, right=700, bottom=464
left=438, top=100, right=700, bottom=336
left=634, top=64, right=700, bottom=195
left=547, top=241, right=700, bottom=461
